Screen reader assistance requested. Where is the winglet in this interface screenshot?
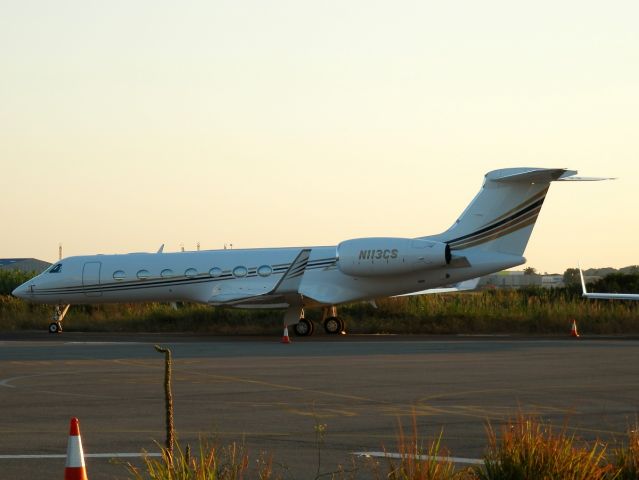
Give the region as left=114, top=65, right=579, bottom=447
left=579, top=267, right=588, bottom=296
left=271, top=249, right=311, bottom=294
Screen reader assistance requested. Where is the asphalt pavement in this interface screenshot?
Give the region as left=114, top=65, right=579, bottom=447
left=1, top=332, right=638, bottom=479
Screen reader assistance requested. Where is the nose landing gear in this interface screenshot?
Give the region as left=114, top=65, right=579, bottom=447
left=48, top=304, right=70, bottom=334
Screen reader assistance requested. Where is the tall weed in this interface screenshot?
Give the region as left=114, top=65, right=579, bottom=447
left=378, top=416, right=471, bottom=480
left=127, top=440, right=261, bottom=480
left=614, top=423, right=639, bottom=480
left=475, top=414, right=619, bottom=480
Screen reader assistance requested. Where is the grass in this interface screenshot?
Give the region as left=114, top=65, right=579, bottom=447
left=124, top=416, right=639, bottom=479
left=126, top=440, right=259, bottom=480
left=614, top=423, right=639, bottom=480
left=379, top=416, right=468, bottom=480
left=476, top=414, right=618, bottom=480
left=2, top=286, right=639, bottom=334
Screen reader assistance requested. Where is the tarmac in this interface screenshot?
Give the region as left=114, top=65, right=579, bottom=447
left=1, top=332, right=638, bottom=479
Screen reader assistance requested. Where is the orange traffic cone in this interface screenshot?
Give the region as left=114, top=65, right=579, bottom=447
left=570, top=319, right=580, bottom=338
left=64, top=418, right=88, bottom=480
left=281, top=326, right=291, bottom=344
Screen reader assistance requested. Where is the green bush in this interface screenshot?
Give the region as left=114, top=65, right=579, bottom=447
left=0, top=269, right=34, bottom=295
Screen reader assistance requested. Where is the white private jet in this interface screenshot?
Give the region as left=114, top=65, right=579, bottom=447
left=13, top=167, right=604, bottom=335
left=579, top=268, right=639, bottom=300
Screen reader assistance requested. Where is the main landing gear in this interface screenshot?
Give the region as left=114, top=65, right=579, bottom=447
left=321, top=305, right=345, bottom=335
left=48, top=304, right=70, bottom=334
left=288, top=306, right=346, bottom=337
left=293, top=316, right=315, bottom=336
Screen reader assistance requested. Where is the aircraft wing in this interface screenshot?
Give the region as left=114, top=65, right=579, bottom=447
left=395, top=277, right=480, bottom=297
left=208, top=249, right=311, bottom=307
left=579, top=268, right=639, bottom=300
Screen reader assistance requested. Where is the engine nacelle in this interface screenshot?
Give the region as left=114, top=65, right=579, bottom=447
left=337, top=237, right=451, bottom=277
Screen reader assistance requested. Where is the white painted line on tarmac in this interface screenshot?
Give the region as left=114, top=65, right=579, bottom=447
left=0, top=371, right=74, bottom=389
left=353, top=451, right=484, bottom=465
left=0, top=377, right=18, bottom=388
left=0, top=453, right=162, bottom=459
left=64, top=342, right=147, bottom=345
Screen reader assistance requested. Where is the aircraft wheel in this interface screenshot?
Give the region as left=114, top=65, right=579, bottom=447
left=324, top=316, right=341, bottom=335
left=48, top=322, right=60, bottom=334
left=293, top=319, right=314, bottom=337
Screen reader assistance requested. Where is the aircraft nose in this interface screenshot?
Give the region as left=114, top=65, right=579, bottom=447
left=12, top=283, right=30, bottom=299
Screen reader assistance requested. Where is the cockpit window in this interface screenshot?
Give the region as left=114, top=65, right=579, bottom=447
left=49, top=263, right=62, bottom=273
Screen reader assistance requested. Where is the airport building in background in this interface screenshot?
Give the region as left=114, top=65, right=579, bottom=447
left=0, top=258, right=51, bottom=274
left=479, top=271, right=565, bottom=289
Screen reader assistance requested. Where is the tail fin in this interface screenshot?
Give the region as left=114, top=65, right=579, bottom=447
left=427, top=168, right=577, bottom=256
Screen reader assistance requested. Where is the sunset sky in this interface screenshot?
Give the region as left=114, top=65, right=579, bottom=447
left=2, top=0, right=638, bottom=274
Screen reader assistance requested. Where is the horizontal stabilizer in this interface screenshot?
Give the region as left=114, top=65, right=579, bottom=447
left=557, top=176, right=615, bottom=182
left=491, top=168, right=574, bottom=183
left=490, top=167, right=611, bottom=183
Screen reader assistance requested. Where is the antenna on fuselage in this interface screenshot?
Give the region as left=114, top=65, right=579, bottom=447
left=58, top=243, right=62, bottom=260
left=197, top=242, right=200, bottom=251
left=157, top=244, right=165, bottom=254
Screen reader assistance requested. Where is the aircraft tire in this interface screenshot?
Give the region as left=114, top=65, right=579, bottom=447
left=324, top=317, right=341, bottom=335
left=293, top=319, right=314, bottom=337
left=48, top=322, right=59, bottom=334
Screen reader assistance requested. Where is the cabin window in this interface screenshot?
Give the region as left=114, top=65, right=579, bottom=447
left=161, top=269, right=174, bottom=278
left=233, top=266, right=248, bottom=278
left=113, top=270, right=126, bottom=281
left=257, top=265, right=272, bottom=277
left=209, top=267, right=223, bottom=278
left=49, top=264, right=62, bottom=273
left=185, top=268, right=198, bottom=278
left=137, top=269, right=151, bottom=280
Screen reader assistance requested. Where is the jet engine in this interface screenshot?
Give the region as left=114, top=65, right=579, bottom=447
left=337, top=237, right=451, bottom=277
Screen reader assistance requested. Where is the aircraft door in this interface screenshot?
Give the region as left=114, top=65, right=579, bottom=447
left=82, top=261, right=103, bottom=297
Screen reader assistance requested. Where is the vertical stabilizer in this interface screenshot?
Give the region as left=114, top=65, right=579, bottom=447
left=426, top=168, right=575, bottom=256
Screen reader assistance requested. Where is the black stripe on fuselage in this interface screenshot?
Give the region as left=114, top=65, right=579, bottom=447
left=31, top=257, right=337, bottom=296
